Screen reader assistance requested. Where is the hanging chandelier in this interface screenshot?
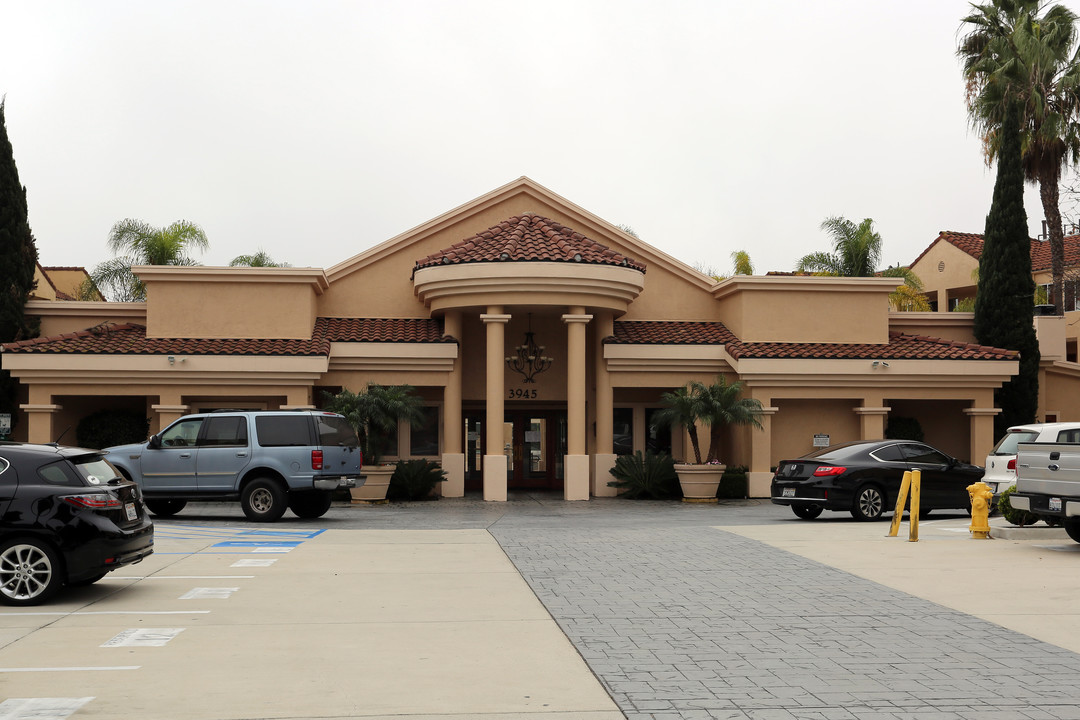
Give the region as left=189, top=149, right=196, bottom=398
left=505, top=314, right=552, bottom=383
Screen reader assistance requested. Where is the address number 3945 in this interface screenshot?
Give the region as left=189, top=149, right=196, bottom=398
left=508, top=389, right=538, bottom=399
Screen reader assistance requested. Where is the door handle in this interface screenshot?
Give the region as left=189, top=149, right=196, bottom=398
left=236, top=452, right=247, bottom=457
left=179, top=453, right=191, bottom=459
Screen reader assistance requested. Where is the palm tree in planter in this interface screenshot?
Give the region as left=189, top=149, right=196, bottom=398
left=323, top=384, right=427, bottom=502
left=654, top=377, right=764, bottom=501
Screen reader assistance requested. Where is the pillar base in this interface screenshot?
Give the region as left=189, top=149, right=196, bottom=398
left=440, top=453, right=465, bottom=498
left=483, top=454, right=508, bottom=502
left=565, top=454, right=590, bottom=500
left=748, top=471, right=774, bottom=499
left=591, top=453, right=618, bottom=497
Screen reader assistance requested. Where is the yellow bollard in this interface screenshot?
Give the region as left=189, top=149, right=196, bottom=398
left=967, top=481, right=993, bottom=539
left=888, top=471, right=912, bottom=537
left=909, top=469, right=920, bottom=542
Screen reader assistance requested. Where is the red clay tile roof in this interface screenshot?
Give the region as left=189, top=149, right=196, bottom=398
left=1, top=318, right=454, bottom=355
left=414, top=214, right=646, bottom=272
left=909, top=230, right=1080, bottom=272
left=607, top=321, right=1016, bottom=361
left=318, top=317, right=452, bottom=343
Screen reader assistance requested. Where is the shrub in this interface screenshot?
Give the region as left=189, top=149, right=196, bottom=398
left=885, top=416, right=924, bottom=442
left=76, top=409, right=150, bottom=449
left=717, top=465, right=748, bottom=499
left=607, top=451, right=679, bottom=499
left=387, top=459, right=446, bottom=501
left=999, top=485, right=1040, bottom=526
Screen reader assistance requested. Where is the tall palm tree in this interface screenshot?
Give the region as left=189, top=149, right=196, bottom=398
left=959, top=0, right=1080, bottom=316
left=323, top=384, right=426, bottom=463
left=90, top=219, right=209, bottom=301
left=796, top=216, right=884, bottom=276
left=653, top=378, right=763, bottom=464
left=229, top=250, right=290, bottom=268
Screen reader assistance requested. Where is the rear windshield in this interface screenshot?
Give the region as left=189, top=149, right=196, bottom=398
left=73, top=456, right=123, bottom=486
left=255, top=416, right=314, bottom=447
left=991, top=431, right=1039, bottom=455
left=316, top=415, right=358, bottom=447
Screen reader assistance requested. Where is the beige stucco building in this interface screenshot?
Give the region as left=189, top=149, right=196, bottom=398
left=2, top=178, right=1023, bottom=499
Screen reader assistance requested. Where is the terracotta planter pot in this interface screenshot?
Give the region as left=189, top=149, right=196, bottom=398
left=351, top=465, right=395, bottom=503
left=674, top=463, right=726, bottom=503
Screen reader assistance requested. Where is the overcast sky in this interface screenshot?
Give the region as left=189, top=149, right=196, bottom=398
left=2, top=0, right=1077, bottom=278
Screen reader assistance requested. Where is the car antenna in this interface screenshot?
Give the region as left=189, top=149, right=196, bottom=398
left=52, top=426, right=71, bottom=446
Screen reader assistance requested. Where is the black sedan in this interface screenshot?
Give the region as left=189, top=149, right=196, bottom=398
left=771, top=440, right=984, bottom=521
left=0, top=443, right=154, bottom=605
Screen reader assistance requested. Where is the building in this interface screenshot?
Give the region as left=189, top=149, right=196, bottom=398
left=2, top=178, right=1022, bottom=499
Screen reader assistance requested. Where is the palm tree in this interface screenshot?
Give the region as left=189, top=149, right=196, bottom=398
left=653, top=377, right=763, bottom=464
left=731, top=250, right=754, bottom=275
left=959, top=0, right=1080, bottom=316
left=90, top=219, right=208, bottom=301
left=229, top=250, right=290, bottom=268
left=323, top=384, right=426, bottom=463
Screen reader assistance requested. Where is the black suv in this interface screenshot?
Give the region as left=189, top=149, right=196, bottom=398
left=0, top=443, right=154, bottom=605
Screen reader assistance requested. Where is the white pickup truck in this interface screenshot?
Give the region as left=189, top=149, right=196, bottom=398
left=1012, top=441, right=1080, bottom=543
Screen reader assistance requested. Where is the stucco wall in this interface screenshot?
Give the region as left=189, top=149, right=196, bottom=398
left=145, top=278, right=317, bottom=339
left=909, top=240, right=979, bottom=310
left=771, top=398, right=861, bottom=465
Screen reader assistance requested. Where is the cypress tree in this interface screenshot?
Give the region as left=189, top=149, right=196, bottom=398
left=0, top=98, right=40, bottom=425
left=973, top=101, right=1040, bottom=437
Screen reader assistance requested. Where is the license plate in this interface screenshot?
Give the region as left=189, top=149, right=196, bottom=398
left=783, top=487, right=795, bottom=498
left=1050, top=497, right=1062, bottom=512
left=125, top=502, right=138, bottom=521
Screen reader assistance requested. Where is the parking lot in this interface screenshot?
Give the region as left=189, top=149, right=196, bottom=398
left=3, top=497, right=1080, bottom=720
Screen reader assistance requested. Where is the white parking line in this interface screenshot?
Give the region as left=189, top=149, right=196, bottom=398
left=232, top=558, right=277, bottom=567
left=179, top=587, right=238, bottom=600
left=0, top=666, right=139, bottom=672
left=109, top=575, right=255, bottom=580
left=0, top=697, right=94, bottom=718
left=101, top=629, right=184, bottom=648
left=0, top=610, right=210, bottom=616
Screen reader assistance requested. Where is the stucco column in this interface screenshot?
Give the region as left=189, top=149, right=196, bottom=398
left=151, top=391, right=190, bottom=436
left=282, top=387, right=313, bottom=410
left=854, top=406, right=891, bottom=441
left=563, top=307, right=592, bottom=500
left=481, top=308, right=510, bottom=501
left=748, top=406, right=778, bottom=498
left=964, top=406, right=1001, bottom=464
left=591, top=311, right=617, bottom=497
left=441, top=310, right=465, bottom=497
left=21, top=403, right=62, bottom=444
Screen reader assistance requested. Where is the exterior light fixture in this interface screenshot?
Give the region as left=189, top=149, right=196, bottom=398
left=872, top=360, right=890, bottom=368
left=505, top=313, right=553, bottom=383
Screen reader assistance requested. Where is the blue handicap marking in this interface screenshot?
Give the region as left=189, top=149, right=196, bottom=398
left=213, top=541, right=303, bottom=548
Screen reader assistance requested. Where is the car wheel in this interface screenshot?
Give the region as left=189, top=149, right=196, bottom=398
left=1065, top=518, right=1080, bottom=544
left=68, top=572, right=107, bottom=587
left=242, top=478, right=288, bottom=522
left=851, top=484, right=885, bottom=521
left=145, top=499, right=188, bottom=517
left=792, top=504, right=823, bottom=520
left=918, top=508, right=932, bottom=519
left=0, top=538, right=63, bottom=606
left=288, top=491, right=333, bottom=519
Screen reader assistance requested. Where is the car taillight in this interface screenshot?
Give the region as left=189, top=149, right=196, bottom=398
left=61, top=493, right=124, bottom=509
left=813, top=466, right=847, bottom=477
left=311, top=450, right=323, bottom=470
left=358, top=450, right=363, bottom=470
left=1007, top=458, right=1017, bottom=471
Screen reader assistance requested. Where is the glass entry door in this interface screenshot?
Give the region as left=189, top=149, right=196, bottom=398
left=462, top=410, right=566, bottom=491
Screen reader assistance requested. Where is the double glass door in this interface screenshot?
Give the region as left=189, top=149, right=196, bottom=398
left=464, top=410, right=567, bottom=490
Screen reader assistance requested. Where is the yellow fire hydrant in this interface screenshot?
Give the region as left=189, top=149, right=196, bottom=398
left=967, top=481, right=993, bottom=539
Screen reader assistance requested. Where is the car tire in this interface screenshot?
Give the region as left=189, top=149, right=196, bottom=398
left=851, top=484, right=886, bottom=521
left=241, top=478, right=288, bottom=522
left=1065, top=518, right=1080, bottom=544
left=145, top=499, right=188, bottom=517
left=0, top=538, right=63, bottom=606
left=288, top=491, right=333, bottom=519
left=792, top=504, right=823, bottom=520
left=68, top=572, right=107, bottom=587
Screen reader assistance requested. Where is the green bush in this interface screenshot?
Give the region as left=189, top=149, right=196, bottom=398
left=717, top=465, right=748, bottom=499
left=76, top=409, right=150, bottom=449
left=999, top=485, right=1040, bottom=526
left=387, top=459, right=447, bottom=501
left=885, top=416, right=924, bottom=442
left=607, top=451, right=680, bottom=499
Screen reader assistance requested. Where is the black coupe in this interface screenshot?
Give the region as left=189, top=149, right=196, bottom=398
left=771, top=440, right=984, bottom=521
left=0, top=443, right=154, bottom=605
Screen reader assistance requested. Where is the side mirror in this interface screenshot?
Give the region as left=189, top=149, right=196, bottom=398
left=148, top=434, right=162, bottom=449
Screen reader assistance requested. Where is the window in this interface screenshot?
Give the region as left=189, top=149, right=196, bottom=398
left=255, top=415, right=314, bottom=447
left=410, top=407, right=439, bottom=457
left=200, top=416, right=248, bottom=447
left=73, top=457, right=122, bottom=485
left=870, top=444, right=906, bottom=462
left=317, top=415, right=358, bottom=448
left=160, top=418, right=204, bottom=448
left=1057, top=429, right=1080, bottom=443
left=37, top=461, right=78, bottom=486
left=645, top=408, right=672, bottom=455
left=900, top=443, right=949, bottom=465
left=613, top=408, right=633, bottom=455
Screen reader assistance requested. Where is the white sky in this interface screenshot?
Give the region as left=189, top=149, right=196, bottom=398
left=2, top=0, right=1076, bottom=277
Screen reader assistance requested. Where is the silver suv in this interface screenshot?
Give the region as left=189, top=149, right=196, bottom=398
left=984, top=422, right=1080, bottom=496
left=105, top=410, right=363, bottom=522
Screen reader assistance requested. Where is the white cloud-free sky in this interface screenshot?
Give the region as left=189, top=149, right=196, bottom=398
left=1, top=0, right=1076, bottom=277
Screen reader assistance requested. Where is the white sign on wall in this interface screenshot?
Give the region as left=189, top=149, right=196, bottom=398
left=813, top=434, right=830, bottom=448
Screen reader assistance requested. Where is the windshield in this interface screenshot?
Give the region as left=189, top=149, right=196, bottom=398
left=990, top=430, right=1039, bottom=456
